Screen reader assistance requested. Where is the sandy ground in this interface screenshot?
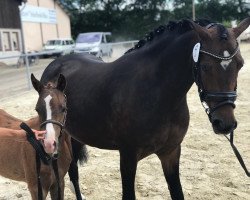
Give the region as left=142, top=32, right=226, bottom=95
left=0, top=43, right=250, bottom=200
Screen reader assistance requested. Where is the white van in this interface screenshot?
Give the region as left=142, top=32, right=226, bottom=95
left=43, top=38, right=75, bottom=57
left=74, top=32, right=112, bottom=57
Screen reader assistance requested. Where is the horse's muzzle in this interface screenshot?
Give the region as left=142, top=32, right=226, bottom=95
left=211, top=117, right=237, bottom=134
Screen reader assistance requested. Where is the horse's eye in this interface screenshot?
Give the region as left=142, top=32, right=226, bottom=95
left=201, top=65, right=210, bottom=72
left=35, top=108, right=40, bottom=113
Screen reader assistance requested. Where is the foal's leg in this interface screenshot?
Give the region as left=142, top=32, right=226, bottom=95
left=119, top=148, right=138, bottom=200
left=50, top=179, right=65, bottom=200
left=156, top=145, right=184, bottom=200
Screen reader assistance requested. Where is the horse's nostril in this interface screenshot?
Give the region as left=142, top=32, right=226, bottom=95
left=53, top=153, right=59, bottom=159
left=212, top=119, right=223, bottom=129
left=212, top=118, right=237, bottom=134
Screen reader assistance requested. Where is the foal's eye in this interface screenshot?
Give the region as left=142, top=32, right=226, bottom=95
left=61, top=107, right=66, bottom=112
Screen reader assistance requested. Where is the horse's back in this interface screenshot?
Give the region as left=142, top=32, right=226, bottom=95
left=41, top=53, right=106, bottom=83
left=0, top=109, right=22, bottom=128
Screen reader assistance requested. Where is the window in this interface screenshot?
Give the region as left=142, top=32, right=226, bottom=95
left=101, top=35, right=106, bottom=43
left=3, top=32, right=11, bottom=51
left=12, top=32, right=20, bottom=51
left=106, top=35, right=112, bottom=43
left=0, top=29, right=21, bottom=52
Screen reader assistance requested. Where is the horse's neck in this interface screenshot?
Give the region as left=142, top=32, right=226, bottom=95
left=128, top=36, right=195, bottom=102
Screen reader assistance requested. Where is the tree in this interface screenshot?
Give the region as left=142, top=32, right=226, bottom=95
left=59, top=0, right=249, bottom=40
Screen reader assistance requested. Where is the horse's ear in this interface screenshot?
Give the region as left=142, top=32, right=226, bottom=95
left=56, top=74, right=67, bottom=92
left=188, top=20, right=210, bottom=40
left=232, top=17, right=250, bottom=38
left=31, top=73, right=42, bottom=93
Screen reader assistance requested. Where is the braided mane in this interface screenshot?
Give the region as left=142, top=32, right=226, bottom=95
left=125, top=19, right=229, bottom=54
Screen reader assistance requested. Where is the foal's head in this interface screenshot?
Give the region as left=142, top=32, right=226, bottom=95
left=31, top=74, right=67, bottom=157
left=191, top=18, right=250, bottom=134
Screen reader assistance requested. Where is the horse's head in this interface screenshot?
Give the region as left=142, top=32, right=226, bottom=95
left=31, top=74, right=67, bottom=158
left=191, top=18, right=250, bottom=134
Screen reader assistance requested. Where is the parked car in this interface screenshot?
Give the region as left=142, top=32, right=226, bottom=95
left=43, top=38, right=75, bottom=57
left=74, top=32, right=112, bottom=57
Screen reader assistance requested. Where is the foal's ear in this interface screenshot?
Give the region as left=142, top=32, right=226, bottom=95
left=56, top=74, right=67, bottom=92
left=31, top=73, right=43, bottom=93
left=232, top=17, right=250, bottom=38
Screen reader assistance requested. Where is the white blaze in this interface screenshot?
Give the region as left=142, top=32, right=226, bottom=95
left=220, top=51, right=232, bottom=70
left=44, top=95, right=55, bottom=140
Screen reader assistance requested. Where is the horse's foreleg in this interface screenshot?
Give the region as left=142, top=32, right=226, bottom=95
left=119, top=148, right=138, bottom=200
left=156, top=145, right=184, bottom=200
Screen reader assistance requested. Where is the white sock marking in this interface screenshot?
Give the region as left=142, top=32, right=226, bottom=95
left=69, top=181, right=86, bottom=199
left=220, top=51, right=232, bottom=70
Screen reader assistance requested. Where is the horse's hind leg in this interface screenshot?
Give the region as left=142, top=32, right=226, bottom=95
left=68, top=139, right=87, bottom=200
left=156, top=145, right=184, bottom=200
left=68, top=161, right=85, bottom=200
left=119, top=148, right=138, bottom=200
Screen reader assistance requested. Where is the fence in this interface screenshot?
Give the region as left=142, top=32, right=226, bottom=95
left=0, top=40, right=138, bottom=100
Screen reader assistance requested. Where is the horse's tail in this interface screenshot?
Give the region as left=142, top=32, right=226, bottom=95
left=78, top=143, right=88, bottom=165
left=71, top=138, right=88, bottom=165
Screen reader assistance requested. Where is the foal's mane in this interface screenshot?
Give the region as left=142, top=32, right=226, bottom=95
left=125, top=19, right=229, bottom=54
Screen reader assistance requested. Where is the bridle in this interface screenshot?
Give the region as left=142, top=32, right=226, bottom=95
left=192, top=27, right=249, bottom=177
left=193, top=42, right=239, bottom=121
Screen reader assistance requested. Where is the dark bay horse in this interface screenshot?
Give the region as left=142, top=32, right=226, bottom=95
left=40, top=18, right=250, bottom=199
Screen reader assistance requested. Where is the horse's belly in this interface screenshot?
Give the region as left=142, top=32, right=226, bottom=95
left=68, top=131, right=119, bottom=150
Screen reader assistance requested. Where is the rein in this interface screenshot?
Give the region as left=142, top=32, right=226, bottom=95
left=20, top=122, right=51, bottom=200
left=38, top=112, right=66, bottom=200
left=193, top=39, right=249, bottom=177
left=225, top=132, right=250, bottom=177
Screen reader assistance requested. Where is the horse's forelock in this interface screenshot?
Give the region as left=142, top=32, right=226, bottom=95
left=217, top=24, right=229, bottom=40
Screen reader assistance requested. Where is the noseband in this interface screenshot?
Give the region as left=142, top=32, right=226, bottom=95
left=193, top=42, right=239, bottom=120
